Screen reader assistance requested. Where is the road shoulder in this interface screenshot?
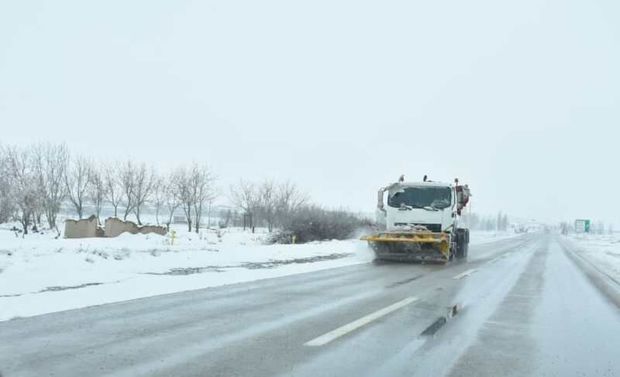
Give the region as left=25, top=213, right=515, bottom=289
left=557, top=236, right=620, bottom=309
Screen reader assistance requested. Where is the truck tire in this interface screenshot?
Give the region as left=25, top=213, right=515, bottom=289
left=455, top=228, right=469, bottom=259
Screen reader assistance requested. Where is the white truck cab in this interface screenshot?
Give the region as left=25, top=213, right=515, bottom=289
left=377, top=181, right=457, bottom=233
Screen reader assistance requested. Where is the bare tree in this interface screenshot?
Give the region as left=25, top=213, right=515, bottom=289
left=275, top=181, right=307, bottom=228
left=230, top=180, right=260, bottom=233
left=171, top=167, right=193, bottom=232
left=258, top=179, right=278, bottom=232
left=163, top=175, right=180, bottom=229
left=190, top=164, right=216, bottom=233
left=0, top=146, right=17, bottom=224
left=65, top=156, right=91, bottom=219
left=104, top=162, right=122, bottom=217
left=152, top=171, right=184, bottom=229
left=119, top=160, right=137, bottom=221
left=88, top=163, right=107, bottom=222
left=4, top=146, right=41, bottom=234
left=132, top=163, right=155, bottom=225
left=151, top=174, right=165, bottom=226
left=217, top=208, right=233, bottom=228
left=33, top=143, right=69, bottom=233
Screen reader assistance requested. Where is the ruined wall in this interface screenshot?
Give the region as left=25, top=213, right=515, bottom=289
left=104, top=217, right=139, bottom=237
left=137, top=225, right=168, bottom=236
left=64, top=215, right=100, bottom=239
left=64, top=216, right=167, bottom=238
left=104, top=218, right=167, bottom=238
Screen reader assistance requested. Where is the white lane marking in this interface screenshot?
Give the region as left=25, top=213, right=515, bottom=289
left=489, top=254, right=508, bottom=264
left=304, top=296, right=419, bottom=347
left=484, top=320, right=528, bottom=329
left=452, top=269, right=477, bottom=280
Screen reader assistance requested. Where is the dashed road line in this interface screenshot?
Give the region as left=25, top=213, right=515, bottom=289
left=452, top=269, right=477, bottom=280
left=304, top=296, right=419, bottom=347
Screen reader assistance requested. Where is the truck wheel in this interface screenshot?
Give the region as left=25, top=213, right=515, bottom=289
left=449, top=241, right=456, bottom=261
left=460, top=240, right=468, bottom=258
left=455, top=228, right=469, bottom=259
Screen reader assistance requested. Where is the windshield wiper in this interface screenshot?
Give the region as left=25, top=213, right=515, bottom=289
left=423, top=206, right=439, bottom=211
left=430, top=200, right=449, bottom=210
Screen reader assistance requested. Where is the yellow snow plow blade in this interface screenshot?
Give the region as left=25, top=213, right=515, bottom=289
left=362, top=231, right=451, bottom=262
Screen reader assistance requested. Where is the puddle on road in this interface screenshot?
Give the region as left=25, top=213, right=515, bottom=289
left=0, top=293, right=21, bottom=298
left=147, top=266, right=231, bottom=275
left=41, top=282, right=105, bottom=292
left=386, top=274, right=423, bottom=288
left=241, top=253, right=353, bottom=269
left=2, top=282, right=108, bottom=298
left=148, top=252, right=353, bottom=275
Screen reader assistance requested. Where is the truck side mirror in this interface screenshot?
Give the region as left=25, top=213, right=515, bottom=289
left=456, top=191, right=464, bottom=205
left=455, top=185, right=470, bottom=216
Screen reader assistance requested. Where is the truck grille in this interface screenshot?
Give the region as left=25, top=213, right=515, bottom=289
left=394, top=223, right=442, bottom=232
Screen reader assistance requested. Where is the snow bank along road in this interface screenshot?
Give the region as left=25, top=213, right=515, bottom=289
left=1, top=234, right=619, bottom=377
left=0, top=229, right=515, bottom=320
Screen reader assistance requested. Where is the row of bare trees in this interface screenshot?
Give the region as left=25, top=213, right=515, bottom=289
left=0, top=143, right=216, bottom=235
left=229, top=179, right=307, bottom=233
left=0, top=143, right=368, bottom=243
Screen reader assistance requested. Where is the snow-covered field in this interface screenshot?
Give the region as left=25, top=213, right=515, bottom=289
left=0, top=226, right=517, bottom=321
left=567, top=234, right=620, bottom=283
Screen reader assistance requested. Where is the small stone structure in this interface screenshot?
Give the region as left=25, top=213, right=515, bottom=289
left=64, top=215, right=103, bottom=239
left=104, top=217, right=167, bottom=238
left=64, top=216, right=167, bottom=238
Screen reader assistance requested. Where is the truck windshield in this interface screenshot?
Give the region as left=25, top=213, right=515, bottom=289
left=388, top=186, right=452, bottom=209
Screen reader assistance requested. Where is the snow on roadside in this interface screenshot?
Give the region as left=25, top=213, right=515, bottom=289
left=566, top=234, right=620, bottom=283
left=0, top=227, right=517, bottom=321
left=0, top=226, right=374, bottom=321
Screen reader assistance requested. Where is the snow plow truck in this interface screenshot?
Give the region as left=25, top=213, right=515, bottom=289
left=362, top=176, right=471, bottom=263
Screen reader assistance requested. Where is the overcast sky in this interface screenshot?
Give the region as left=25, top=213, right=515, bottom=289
left=1, top=0, right=618, bottom=225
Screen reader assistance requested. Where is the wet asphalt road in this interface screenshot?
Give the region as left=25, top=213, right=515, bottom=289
left=1, top=234, right=619, bottom=377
